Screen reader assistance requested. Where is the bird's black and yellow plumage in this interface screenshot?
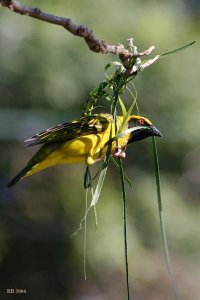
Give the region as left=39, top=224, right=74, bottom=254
left=8, top=113, right=162, bottom=187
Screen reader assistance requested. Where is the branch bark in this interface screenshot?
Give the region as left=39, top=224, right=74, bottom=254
left=0, top=0, right=134, bottom=66
left=0, top=0, right=159, bottom=71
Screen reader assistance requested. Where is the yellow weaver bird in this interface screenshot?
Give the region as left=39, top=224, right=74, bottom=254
left=8, top=113, right=162, bottom=187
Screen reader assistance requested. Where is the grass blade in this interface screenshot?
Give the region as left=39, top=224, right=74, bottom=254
left=118, top=93, right=137, bottom=133
left=90, top=128, right=113, bottom=207
left=118, top=96, right=127, bottom=119
left=111, top=157, right=134, bottom=190
left=84, top=188, right=89, bottom=280
left=119, top=158, right=130, bottom=300
left=160, top=41, right=196, bottom=57
left=129, top=82, right=140, bottom=115
left=90, top=158, right=109, bottom=207
left=152, top=137, right=180, bottom=300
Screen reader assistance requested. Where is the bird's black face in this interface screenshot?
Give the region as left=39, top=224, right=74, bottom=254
left=128, top=117, right=162, bottom=144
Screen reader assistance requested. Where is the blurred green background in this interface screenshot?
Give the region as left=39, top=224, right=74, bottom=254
left=0, top=0, right=200, bottom=299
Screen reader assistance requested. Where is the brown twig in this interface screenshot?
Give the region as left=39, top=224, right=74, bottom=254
left=0, top=0, right=159, bottom=70
left=0, top=0, right=132, bottom=64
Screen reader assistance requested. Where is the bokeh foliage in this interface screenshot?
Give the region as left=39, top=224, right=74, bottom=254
left=0, top=0, right=200, bottom=299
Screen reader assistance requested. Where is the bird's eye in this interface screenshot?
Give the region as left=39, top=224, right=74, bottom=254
left=138, top=118, right=145, bottom=125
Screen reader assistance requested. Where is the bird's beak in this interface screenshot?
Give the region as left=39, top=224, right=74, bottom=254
left=150, top=125, right=163, bottom=137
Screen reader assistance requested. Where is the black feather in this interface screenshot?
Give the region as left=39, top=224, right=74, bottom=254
left=7, top=143, right=62, bottom=187
left=7, top=165, right=33, bottom=187
left=25, top=114, right=109, bottom=146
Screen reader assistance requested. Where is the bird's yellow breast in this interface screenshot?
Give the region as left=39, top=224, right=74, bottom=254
left=47, top=118, right=129, bottom=165
left=25, top=117, right=129, bottom=176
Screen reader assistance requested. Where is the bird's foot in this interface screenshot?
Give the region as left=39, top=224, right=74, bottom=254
left=112, top=146, right=126, bottom=159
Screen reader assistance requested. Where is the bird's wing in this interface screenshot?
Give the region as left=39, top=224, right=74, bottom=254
left=25, top=114, right=112, bottom=146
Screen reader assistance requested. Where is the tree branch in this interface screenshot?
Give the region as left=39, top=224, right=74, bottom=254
left=0, top=1, right=131, bottom=61
left=0, top=0, right=158, bottom=70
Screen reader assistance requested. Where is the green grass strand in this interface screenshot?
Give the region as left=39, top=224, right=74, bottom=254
left=119, top=158, right=130, bottom=300
left=84, top=188, right=88, bottom=280
left=152, top=137, right=180, bottom=300
left=161, top=41, right=196, bottom=57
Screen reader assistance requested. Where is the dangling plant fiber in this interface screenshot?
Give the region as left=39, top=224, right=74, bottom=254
left=152, top=137, right=180, bottom=300
left=119, top=158, right=131, bottom=300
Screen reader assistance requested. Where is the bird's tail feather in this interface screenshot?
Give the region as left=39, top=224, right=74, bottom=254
left=7, top=165, right=33, bottom=188
left=7, top=143, right=62, bottom=188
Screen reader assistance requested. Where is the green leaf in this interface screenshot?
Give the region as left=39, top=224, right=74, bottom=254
left=90, top=160, right=109, bottom=207
left=105, top=61, right=123, bottom=80
left=118, top=84, right=138, bottom=133
left=90, top=128, right=113, bottom=207
left=118, top=96, right=127, bottom=119
left=105, top=61, right=123, bottom=72
left=119, top=93, right=137, bottom=133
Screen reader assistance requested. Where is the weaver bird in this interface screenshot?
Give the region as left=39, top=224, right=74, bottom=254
left=8, top=113, right=162, bottom=187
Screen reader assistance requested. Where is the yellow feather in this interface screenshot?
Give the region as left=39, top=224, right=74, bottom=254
left=25, top=116, right=129, bottom=177
left=8, top=113, right=160, bottom=187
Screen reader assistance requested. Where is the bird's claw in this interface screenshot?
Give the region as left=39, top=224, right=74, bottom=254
left=112, top=146, right=126, bottom=159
